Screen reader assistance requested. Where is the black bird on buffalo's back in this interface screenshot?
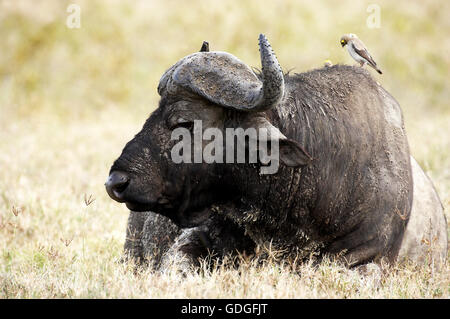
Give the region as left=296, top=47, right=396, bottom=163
left=200, top=41, right=209, bottom=52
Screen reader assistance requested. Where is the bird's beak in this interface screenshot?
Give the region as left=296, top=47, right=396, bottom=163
left=340, top=41, right=346, bottom=47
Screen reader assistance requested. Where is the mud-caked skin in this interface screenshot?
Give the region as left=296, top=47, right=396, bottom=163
left=107, top=35, right=442, bottom=268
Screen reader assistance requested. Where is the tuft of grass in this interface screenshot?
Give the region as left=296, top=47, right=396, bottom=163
left=0, top=0, right=448, bottom=298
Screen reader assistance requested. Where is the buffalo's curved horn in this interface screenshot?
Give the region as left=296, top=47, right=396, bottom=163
left=248, top=34, right=285, bottom=112
left=158, top=34, right=284, bottom=112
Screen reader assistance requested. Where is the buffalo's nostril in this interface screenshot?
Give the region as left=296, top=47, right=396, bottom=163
left=105, top=171, right=130, bottom=202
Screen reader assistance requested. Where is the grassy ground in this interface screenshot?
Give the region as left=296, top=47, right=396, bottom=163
left=0, top=0, right=448, bottom=298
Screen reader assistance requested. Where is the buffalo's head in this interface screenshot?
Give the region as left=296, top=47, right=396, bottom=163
left=106, top=34, right=311, bottom=227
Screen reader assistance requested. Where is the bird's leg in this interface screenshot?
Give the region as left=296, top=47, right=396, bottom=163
left=359, top=61, right=365, bottom=67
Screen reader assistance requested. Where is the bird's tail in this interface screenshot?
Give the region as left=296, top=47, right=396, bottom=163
left=370, top=63, right=382, bottom=74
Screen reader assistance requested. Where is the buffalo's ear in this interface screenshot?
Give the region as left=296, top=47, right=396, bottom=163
left=241, top=116, right=312, bottom=168
left=279, top=138, right=311, bottom=167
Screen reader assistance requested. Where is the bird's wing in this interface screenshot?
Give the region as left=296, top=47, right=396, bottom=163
left=351, top=39, right=378, bottom=67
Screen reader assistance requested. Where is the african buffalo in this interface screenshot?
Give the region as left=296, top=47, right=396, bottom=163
left=107, top=34, right=447, bottom=268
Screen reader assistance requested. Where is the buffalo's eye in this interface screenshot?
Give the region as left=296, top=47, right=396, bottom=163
left=167, top=116, right=194, bottom=131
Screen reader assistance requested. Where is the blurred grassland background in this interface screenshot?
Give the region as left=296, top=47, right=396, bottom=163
left=0, top=0, right=448, bottom=298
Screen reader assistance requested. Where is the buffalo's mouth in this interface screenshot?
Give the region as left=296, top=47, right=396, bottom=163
left=118, top=195, right=176, bottom=216
left=117, top=195, right=211, bottom=228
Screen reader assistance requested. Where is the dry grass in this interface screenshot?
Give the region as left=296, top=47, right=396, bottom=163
left=0, top=0, right=449, bottom=298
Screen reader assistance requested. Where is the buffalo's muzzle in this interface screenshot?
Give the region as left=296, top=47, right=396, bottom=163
left=105, top=171, right=130, bottom=202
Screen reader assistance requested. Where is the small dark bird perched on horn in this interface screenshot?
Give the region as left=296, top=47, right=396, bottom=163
left=200, top=41, right=209, bottom=52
